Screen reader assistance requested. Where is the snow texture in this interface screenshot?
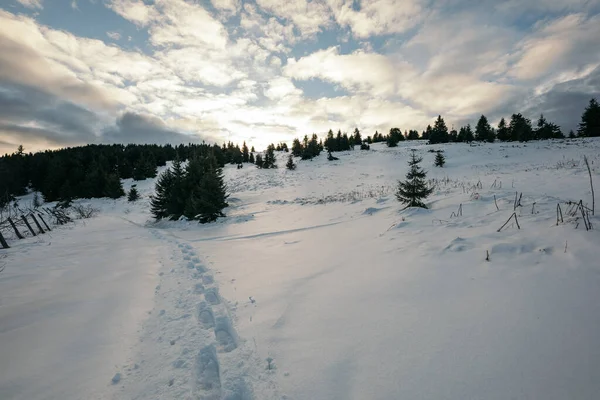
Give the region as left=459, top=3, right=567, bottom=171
left=1, top=139, right=600, bottom=399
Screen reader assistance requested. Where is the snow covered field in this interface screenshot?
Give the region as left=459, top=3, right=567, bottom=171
left=1, top=139, right=600, bottom=399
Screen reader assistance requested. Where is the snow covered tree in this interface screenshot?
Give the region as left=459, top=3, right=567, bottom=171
left=286, top=154, right=296, bottom=170
left=396, top=151, right=434, bottom=208
left=578, top=98, right=600, bottom=137
left=434, top=151, right=445, bottom=167
left=127, top=185, right=140, bottom=202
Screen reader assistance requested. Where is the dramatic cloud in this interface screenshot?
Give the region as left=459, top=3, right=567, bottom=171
left=1, top=0, right=599, bottom=153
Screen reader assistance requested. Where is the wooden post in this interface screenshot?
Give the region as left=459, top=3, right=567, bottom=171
left=7, top=218, right=24, bottom=239
left=0, top=230, right=9, bottom=249
left=38, top=214, right=51, bottom=231
left=20, top=215, right=36, bottom=236
left=30, top=214, right=45, bottom=234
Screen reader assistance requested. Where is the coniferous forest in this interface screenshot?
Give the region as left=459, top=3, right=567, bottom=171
left=1, top=98, right=599, bottom=211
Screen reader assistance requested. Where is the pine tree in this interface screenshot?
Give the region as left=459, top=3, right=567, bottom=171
left=286, top=154, right=296, bottom=170
left=184, top=155, right=228, bottom=223
left=497, top=117, right=509, bottom=141
left=387, top=128, right=403, bottom=147
left=150, top=169, right=174, bottom=220
left=577, top=98, right=600, bottom=137
left=475, top=115, right=494, bottom=142
left=263, top=144, right=277, bottom=168
left=509, top=113, right=533, bottom=142
left=255, top=154, right=264, bottom=168
left=291, top=138, right=303, bottom=157
left=128, top=185, right=140, bottom=202
left=104, top=173, right=125, bottom=199
left=168, top=158, right=187, bottom=218
left=243, top=142, right=250, bottom=162
left=396, top=151, right=434, bottom=208
left=429, top=116, right=449, bottom=144
left=251, top=146, right=255, bottom=153
left=249, top=152, right=255, bottom=164
left=353, top=128, right=362, bottom=145
left=569, top=130, right=576, bottom=138
left=434, top=151, right=445, bottom=167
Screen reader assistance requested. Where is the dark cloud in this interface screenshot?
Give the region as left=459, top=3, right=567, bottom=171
left=523, top=66, right=600, bottom=132
left=100, top=112, right=205, bottom=145
left=0, top=83, right=100, bottom=150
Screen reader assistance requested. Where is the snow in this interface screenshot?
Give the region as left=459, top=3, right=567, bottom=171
left=1, top=139, right=600, bottom=399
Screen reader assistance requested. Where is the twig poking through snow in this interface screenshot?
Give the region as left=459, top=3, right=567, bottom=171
left=498, top=212, right=521, bottom=232
left=583, top=155, right=594, bottom=216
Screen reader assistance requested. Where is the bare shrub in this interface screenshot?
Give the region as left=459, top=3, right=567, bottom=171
left=71, top=204, right=99, bottom=219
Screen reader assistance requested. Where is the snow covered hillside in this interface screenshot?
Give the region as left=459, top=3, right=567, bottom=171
left=1, top=139, right=600, bottom=400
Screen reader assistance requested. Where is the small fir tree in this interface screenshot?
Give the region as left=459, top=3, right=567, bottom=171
left=396, top=151, right=434, bottom=208
left=286, top=154, right=296, bottom=170
left=249, top=152, right=255, bottom=164
left=434, top=151, right=445, bottom=167
left=128, top=185, right=140, bottom=202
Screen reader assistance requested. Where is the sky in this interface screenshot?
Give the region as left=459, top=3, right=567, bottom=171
left=0, top=0, right=599, bottom=153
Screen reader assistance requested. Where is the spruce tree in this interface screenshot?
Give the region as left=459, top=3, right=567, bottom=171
left=255, top=154, right=264, bottom=168
left=150, top=169, right=174, bottom=220
left=509, top=113, right=533, bottom=142
left=104, top=173, right=125, bottom=199
left=286, top=154, right=296, bottom=170
left=263, top=144, right=277, bottom=168
left=429, top=116, right=449, bottom=144
left=434, top=151, right=445, bottom=167
left=353, top=128, right=362, bottom=145
left=387, top=128, right=403, bottom=147
left=187, top=156, right=228, bottom=223
left=249, top=152, right=255, bottom=164
left=577, top=98, right=600, bottom=137
left=497, top=117, right=509, bottom=141
left=396, top=151, right=434, bottom=208
left=475, top=115, right=493, bottom=142
left=128, top=185, right=140, bottom=202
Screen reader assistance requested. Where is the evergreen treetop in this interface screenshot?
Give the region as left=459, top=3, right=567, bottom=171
left=396, top=151, right=434, bottom=208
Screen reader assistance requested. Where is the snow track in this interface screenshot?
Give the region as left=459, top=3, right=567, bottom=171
left=111, top=228, right=272, bottom=400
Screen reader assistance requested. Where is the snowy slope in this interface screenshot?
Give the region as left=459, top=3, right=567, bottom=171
left=1, top=139, right=599, bottom=400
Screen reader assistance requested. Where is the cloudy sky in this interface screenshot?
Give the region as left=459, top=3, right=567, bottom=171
left=1, top=0, right=599, bottom=153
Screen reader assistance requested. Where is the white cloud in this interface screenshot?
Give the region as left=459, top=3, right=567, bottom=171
left=16, top=0, right=43, bottom=9
left=254, top=0, right=333, bottom=38
left=328, top=0, right=424, bottom=38
left=106, top=31, right=121, bottom=40
left=106, top=0, right=155, bottom=26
